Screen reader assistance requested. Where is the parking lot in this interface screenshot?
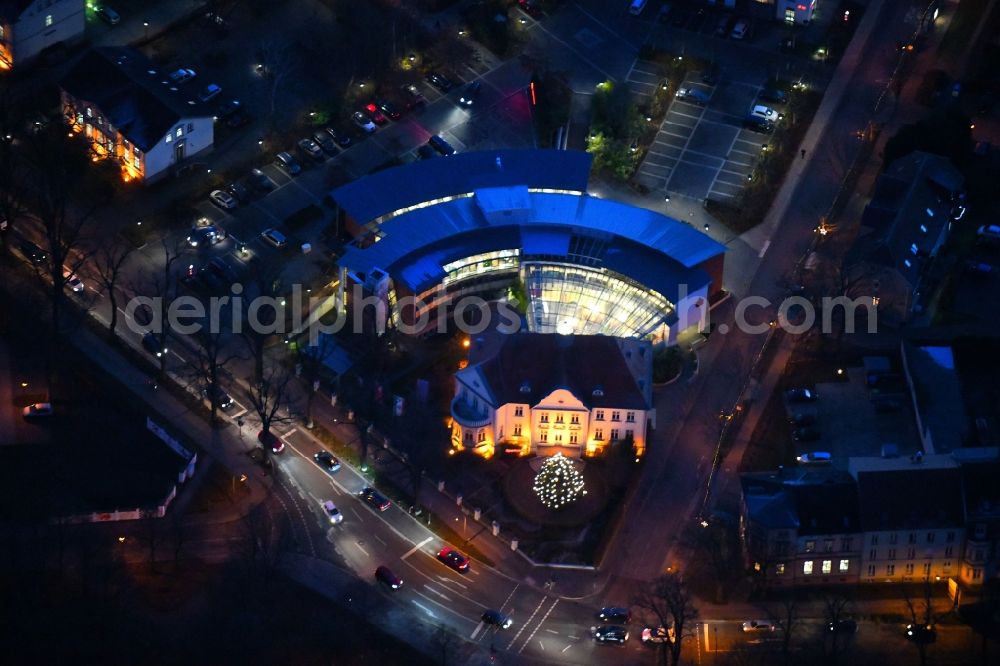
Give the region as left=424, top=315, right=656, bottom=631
left=635, top=71, right=783, bottom=201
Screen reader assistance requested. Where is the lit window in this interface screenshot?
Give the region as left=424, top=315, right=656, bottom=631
left=610, top=429, right=619, bottom=440
left=920, top=224, right=928, bottom=233
left=595, top=429, right=603, bottom=440
left=803, top=561, right=813, bottom=575
left=886, top=564, right=895, bottom=576
left=626, top=411, right=635, bottom=422
left=45, top=14, right=53, bottom=27
left=133, top=155, right=140, bottom=168
left=925, top=208, right=934, bottom=217
left=175, top=127, right=183, bottom=138
left=86, top=107, right=93, bottom=118
left=905, top=563, right=914, bottom=575
left=822, top=560, right=832, bottom=574
left=514, top=406, right=523, bottom=417
left=513, top=425, right=521, bottom=437
left=805, top=540, right=815, bottom=553
left=595, top=410, right=605, bottom=421
left=540, top=432, right=547, bottom=443
left=839, top=559, right=849, bottom=572
left=166, top=133, right=172, bottom=143
left=904, top=259, right=911, bottom=267
left=776, top=563, right=785, bottom=574
left=910, top=243, right=919, bottom=255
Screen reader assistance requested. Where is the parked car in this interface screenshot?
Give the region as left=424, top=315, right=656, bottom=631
left=22, top=402, right=54, bottom=419
left=598, top=607, right=631, bottom=624
left=482, top=610, right=513, bottom=629
left=905, top=624, right=936, bottom=644
left=226, top=180, right=250, bottom=203
left=402, top=84, right=427, bottom=109
left=759, top=87, right=788, bottom=104
left=437, top=547, right=471, bottom=572
left=416, top=144, right=437, bottom=160
left=425, top=71, right=454, bottom=92
left=594, top=625, right=629, bottom=645
left=675, top=87, right=710, bottom=105
left=459, top=81, right=482, bottom=107
left=314, top=451, right=342, bottom=473
left=214, top=99, right=241, bottom=121
left=363, top=103, right=388, bottom=125
left=324, top=126, right=353, bottom=147
left=641, top=625, right=675, bottom=644
left=96, top=6, right=120, bottom=25
left=743, top=115, right=774, bottom=133
left=352, top=111, right=377, bottom=133
left=209, top=189, right=237, bottom=209
left=260, top=229, right=288, bottom=250
left=828, top=619, right=858, bottom=634
left=198, top=84, right=222, bottom=102
left=375, top=565, right=403, bottom=589
left=168, top=68, right=196, bottom=84
left=741, top=620, right=775, bottom=632
left=142, top=332, right=168, bottom=358
left=249, top=446, right=273, bottom=470
left=629, top=0, right=648, bottom=16
left=377, top=99, right=403, bottom=120
left=792, top=427, right=822, bottom=443
left=297, top=137, right=324, bottom=162
left=749, top=104, right=781, bottom=123
left=248, top=168, right=274, bottom=192
left=797, top=451, right=831, bottom=464
left=205, top=384, right=234, bottom=410
left=322, top=500, right=344, bottom=524
left=275, top=151, right=301, bottom=175
left=62, top=267, right=84, bottom=292
left=257, top=430, right=285, bottom=454
left=20, top=240, right=47, bottom=265
left=428, top=134, right=456, bottom=156
left=261, top=228, right=287, bottom=249
left=360, top=486, right=390, bottom=512
left=785, top=388, right=818, bottom=402
left=186, top=224, right=225, bottom=247
left=312, top=130, right=338, bottom=154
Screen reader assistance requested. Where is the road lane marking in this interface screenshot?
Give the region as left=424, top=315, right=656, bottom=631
left=372, top=533, right=386, bottom=546
left=437, top=575, right=469, bottom=589
left=499, top=584, right=519, bottom=612
left=561, top=645, right=572, bottom=653
left=539, top=641, right=545, bottom=650
left=545, top=629, right=559, bottom=634
left=423, top=585, right=451, bottom=601
left=355, top=542, right=368, bottom=556
left=758, top=240, right=771, bottom=258
left=518, top=598, right=560, bottom=654
left=402, top=537, right=433, bottom=560
left=505, top=595, right=548, bottom=650
left=349, top=506, right=362, bottom=521
left=567, top=635, right=578, bottom=640
left=471, top=622, right=485, bottom=640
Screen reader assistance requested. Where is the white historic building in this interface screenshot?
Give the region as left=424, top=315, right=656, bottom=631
left=451, top=332, right=655, bottom=459
left=0, top=0, right=84, bottom=70
left=59, top=47, right=214, bottom=183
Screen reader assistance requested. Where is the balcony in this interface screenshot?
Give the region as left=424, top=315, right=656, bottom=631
left=450, top=397, right=491, bottom=428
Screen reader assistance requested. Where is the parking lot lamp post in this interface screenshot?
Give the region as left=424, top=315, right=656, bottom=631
left=143, top=21, right=148, bottom=40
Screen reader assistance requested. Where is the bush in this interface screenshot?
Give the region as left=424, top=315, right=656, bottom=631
left=653, top=347, right=684, bottom=384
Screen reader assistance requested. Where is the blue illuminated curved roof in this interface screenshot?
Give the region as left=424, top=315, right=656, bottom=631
left=332, top=149, right=593, bottom=224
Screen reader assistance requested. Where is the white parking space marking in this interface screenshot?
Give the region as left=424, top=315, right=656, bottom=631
left=562, top=645, right=572, bottom=653
left=355, top=542, right=369, bottom=556
left=402, top=536, right=433, bottom=560
left=471, top=621, right=486, bottom=640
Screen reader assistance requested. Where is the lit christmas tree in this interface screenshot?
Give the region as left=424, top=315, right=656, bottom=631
left=532, top=453, right=586, bottom=509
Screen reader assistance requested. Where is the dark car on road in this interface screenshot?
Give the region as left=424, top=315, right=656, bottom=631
left=186, top=224, right=226, bottom=248
left=275, top=151, right=302, bottom=175
left=598, top=607, right=631, bottom=624
left=743, top=115, right=774, bottom=133
left=142, top=332, right=168, bottom=358
left=594, top=625, right=629, bottom=645
left=482, top=609, right=513, bottom=629
left=426, top=71, right=454, bottom=92
left=227, top=180, right=250, bottom=203
left=314, top=451, right=342, bottom=473
left=215, top=99, right=241, bottom=121
left=20, top=240, right=47, bottom=265
left=437, top=546, right=471, bottom=572
left=788, top=412, right=817, bottom=426
left=417, top=144, right=437, bottom=160
left=402, top=84, right=427, bottom=109
left=205, top=384, right=234, bottom=410
left=377, top=99, right=403, bottom=121
left=375, top=565, right=403, bottom=589
left=459, top=81, right=481, bottom=107
left=829, top=619, right=858, bottom=634
left=360, top=486, right=390, bottom=511
left=905, top=624, right=936, bottom=644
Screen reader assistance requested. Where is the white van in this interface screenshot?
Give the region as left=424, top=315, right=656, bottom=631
left=629, top=0, right=648, bottom=16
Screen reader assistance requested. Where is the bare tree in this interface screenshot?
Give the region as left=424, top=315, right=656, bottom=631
left=255, top=40, right=296, bottom=128
left=240, top=262, right=284, bottom=384
left=92, top=239, right=134, bottom=342
left=296, top=331, right=335, bottom=429
left=140, top=239, right=186, bottom=379
left=430, top=623, right=460, bottom=666
left=634, top=572, right=700, bottom=666
left=903, top=581, right=937, bottom=666
left=239, top=503, right=288, bottom=586
left=245, top=361, right=296, bottom=448
left=762, top=591, right=802, bottom=662
left=189, top=327, right=243, bottom=425
left=141, top=509, right=160, bottom=573
left=823, top=592, right=854, bottom=662
left=0, top=79, right=29, bottom=252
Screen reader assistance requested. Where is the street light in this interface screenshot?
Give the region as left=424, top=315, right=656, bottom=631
left=143, top=21, right=149, bottom=39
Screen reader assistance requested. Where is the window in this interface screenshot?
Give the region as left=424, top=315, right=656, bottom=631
left=540, top=432, right=548, bottom=443
left=610, top=429, right=619, bottom=440
left=869, top=548, right=877, bottom=560
left=889, top=533, right=898, bottom=545
left=824, top=539, right=834, bottom=553
left=166, top=133, right=172, bottom=143
left=626, top=411, right=635, bottom=423
left=871, top=535, right=878, bottom=545
left=888, top=549, right=896, bottom=560
left=554, top=433, right=562, bottom=443
left=595, top=410, right=605, bottom=421
left=973, top=568, right=982, bottom=580
left=570, top=414, right=579, bottom=424
left=944, top=546, right=952, bottom=558
left=45, top=14, right=53, bottom=27
left=86, top=107, right=93, bottom=118
left=839, top=559, right=849, bottom=572
left=133, top=155, right=140, bottom=168
left=540, top=413, right=549, bottom=423
left=569, top=433, right=577, bottom=444
left=555, top=414, right=564, bottom=424
left=625, top=429, right=633, bottom=440
left=187, top=123, right=194, bottom=132
left=910, top=243, right=919, bottom=255
left=514, top=406, right=523, bottom=417
left=927, top=533, right=935, bottom=543
left=974, top=523, right=987, bottom=540
left=944, top=561, right=952, bottom=569
left=906, top=548, right=915, bottom=559
left=974, top=549, right=985, bottom=562
left=611, top=411, right=621, bottom=422
left=821, top=560, right=832, bottom=574
left=513, top=425, right=521, bottom=437
left=477, top=430, right=485, bottom=443
left=868, top=565, right=876, bottom=576
left=904, top=259, right=912, bottom=268
left=946, top=532, right=955, bottom=543
left=920, top=224, right=928, bottom=233
left=464, top=430, right=472, bottom=443
left=803, top=561, right=814, bottom=575
left=175, top=127, right=183, bottom=138
left=923, top=563, right=931, bottom=575
left=841, top=538, right=853, bottom=551
left=905, top=563, right=914, bottom=575
left=887, top=564, right=895, bottom=576
left=595, top=429, right=604, bottom=440
left=908, top=533, right=916, bottom=544
left=805, top=540, right=816, bottom=553
left=776, top=564, right=785, bottom=575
